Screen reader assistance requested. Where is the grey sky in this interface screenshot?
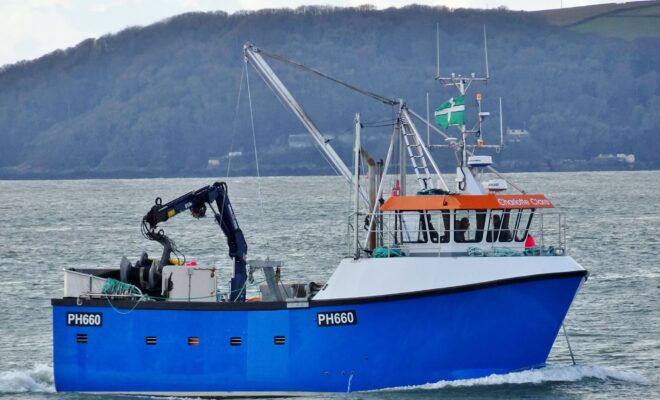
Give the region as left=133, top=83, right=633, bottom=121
left=0, top=0, right=614, bottom=67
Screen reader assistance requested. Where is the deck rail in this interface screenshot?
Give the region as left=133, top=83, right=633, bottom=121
left=346, top=209, right=567, bottom=257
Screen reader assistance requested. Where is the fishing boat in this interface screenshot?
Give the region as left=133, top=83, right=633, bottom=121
left=51, top=39, right=587, bottom=396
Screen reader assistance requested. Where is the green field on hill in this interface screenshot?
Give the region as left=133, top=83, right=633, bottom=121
left=537, top=1, right=660, bottom=39
left=616, top=3, right=660, bottom=15
left=537, top=1, right=656, bottom=26
left=571, top=16, right=660, bottom=39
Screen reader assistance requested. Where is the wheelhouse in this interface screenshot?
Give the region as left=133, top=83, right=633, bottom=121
left=369, top=194, right=564, bottom=256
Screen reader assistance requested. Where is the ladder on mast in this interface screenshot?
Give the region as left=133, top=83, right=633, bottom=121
left=401, top=121, right=433, bottom=190
left=399, top=108, right=446, bottom=191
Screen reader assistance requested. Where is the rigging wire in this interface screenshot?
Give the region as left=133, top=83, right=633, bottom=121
left=362, top=117, right=397, bottom=126
left=251, top=46, right=524, bottom=196
left=256, top=48, right=398, bottom=106
left=245, top=61, right=265, bottom=218
left=362, top=121, right=397, bottom=128
left=245, top=59, right=344, bottom=180
left=226, top=64, right=246, bottom=178
left=255, top=46, right=524, bottom=193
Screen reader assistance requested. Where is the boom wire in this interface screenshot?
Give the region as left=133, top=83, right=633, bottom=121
left=245, top=62, right=266, bottom=218
left=256, top=48, right=398, bottom=106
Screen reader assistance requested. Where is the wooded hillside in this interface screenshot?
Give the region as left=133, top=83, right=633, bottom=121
left=0, top=3, right=658, bottom=178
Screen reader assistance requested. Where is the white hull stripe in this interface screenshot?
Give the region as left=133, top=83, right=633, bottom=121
left=314, top=256, right=586, bottom=300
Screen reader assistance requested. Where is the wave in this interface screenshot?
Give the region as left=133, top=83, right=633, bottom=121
left=0, top=364, right=647, bottom=395
left=382, top=365, right=648, bottom=391
left=0, top=364, right=54, bottom=393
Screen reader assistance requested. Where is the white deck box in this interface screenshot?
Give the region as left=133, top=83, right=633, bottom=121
left=161, top=265, right=217, bottom=302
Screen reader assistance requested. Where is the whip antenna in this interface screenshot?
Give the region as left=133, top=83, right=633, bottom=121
left=436, top=23, right=441, bottom=79
left=483, top=25, right=490, bottom=80
left=499, top=97, right=504, bottom=148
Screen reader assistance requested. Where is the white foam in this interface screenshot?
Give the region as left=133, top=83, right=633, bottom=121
left=0, top=364, right=54, bottom=393
left=383, top=365, right=648, bottom=391
left=0, top=364, right=647, bottom=394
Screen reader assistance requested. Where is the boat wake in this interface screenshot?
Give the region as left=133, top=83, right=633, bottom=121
left=0, top=364, right=647, bottom=395
left=383, top=365, right=648, bottom=391
left=0, top=364, right=54, bottom=393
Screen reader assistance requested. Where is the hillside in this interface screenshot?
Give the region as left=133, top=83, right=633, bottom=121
left=0, top=4, right=658, bottom=178
left=538, top=1, right=660, bottom=39
left=537, top=1, right=656, bottom=25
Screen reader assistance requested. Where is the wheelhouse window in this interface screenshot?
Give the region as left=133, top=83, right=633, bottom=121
left=453, top=210, right=486, bottom=243
left=430, top=211, right=450, bottom=243
left=394, top=211, right=448, bottom=244
left=396, top=211, right=427, bottom=244
left=515, top=209, right=535, bottom=242
left=487, top=209, right=515, bottom=243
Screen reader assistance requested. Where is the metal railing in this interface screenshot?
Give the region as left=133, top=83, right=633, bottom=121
left=346, top=210, right=568, bottom=257
left=531, top=211, right=567, bottom=255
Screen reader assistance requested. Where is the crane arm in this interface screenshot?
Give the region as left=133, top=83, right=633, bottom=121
left=142, top=182, right=248, bottom=301
left=244, top=43, right=369, bottom=206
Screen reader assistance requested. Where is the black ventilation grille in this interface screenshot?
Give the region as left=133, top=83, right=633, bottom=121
left=188, top=337, right=200, bottom=346
left=76, top=334, right=88, bottom=344
left=274, top=336, right=286, bottom=345
left=230, top=337, right=242, bottom=346
left=145, top=336, right=157, bottom=345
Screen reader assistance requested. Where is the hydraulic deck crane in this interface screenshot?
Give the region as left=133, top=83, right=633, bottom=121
left=142, top=182, right=248, bottom=301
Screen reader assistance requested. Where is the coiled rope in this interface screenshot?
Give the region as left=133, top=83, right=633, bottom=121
left=101, top=278, right=143, bottom=296
left=467, top=246, right=558, bottom=257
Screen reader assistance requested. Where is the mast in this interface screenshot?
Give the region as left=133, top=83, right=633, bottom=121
left=398, top=108, right=406, bottom=196
left=361, top=148, right=378, bottom=252
left=426, top=92, right=430, bottom=147
left=363, top=128, right=397, bottom=249
left=433, top=25, right=502, bottom=194
left=353, top=113, right=361, bottom=259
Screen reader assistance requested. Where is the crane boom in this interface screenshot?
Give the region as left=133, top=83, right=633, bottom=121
left=143, top=182, right=248, bottom=301
left=244, top=43, right=368, bottom=206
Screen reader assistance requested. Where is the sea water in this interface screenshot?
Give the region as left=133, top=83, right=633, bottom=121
left=0, top=171, right=658, bottom=399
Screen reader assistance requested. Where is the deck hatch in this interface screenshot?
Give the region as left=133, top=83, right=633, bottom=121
left=274, top=336, right=286, bottom=345
left=76, top=333, right=88, bottom=344
left=145, top=336, right=157, bottom=345
left=188, top=336, right=200, bottom=346
left=230, top=337, right=242, bottom=346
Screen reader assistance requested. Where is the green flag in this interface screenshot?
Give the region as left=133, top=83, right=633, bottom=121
left=434, top=96, right=465, bottom=128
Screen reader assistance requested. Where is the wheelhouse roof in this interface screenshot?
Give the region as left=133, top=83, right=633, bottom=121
left=380, top=194, right=554, bottom=211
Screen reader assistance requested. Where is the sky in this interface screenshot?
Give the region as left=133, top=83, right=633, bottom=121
left=0, top=0, right=617, bottom=67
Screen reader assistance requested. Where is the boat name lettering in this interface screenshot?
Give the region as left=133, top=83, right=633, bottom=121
left=317, top=311, right=357, bottom=327
left=496, top=197, right=550, bottom=207
left=66, top=312, right=102, bottom=327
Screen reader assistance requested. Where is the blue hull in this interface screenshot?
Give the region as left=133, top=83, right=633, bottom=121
left=52, top=272, right=585, bottom=394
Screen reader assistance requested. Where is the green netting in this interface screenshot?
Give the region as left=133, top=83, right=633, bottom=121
left=467, top=246, right=558, bottom=257
left=101, top=278, right=142, bottom=296
left=373, top=247, right=405, bottom=258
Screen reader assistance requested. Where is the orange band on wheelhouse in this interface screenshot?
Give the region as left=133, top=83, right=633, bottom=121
left=380, top=194, right=554, bottom=211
